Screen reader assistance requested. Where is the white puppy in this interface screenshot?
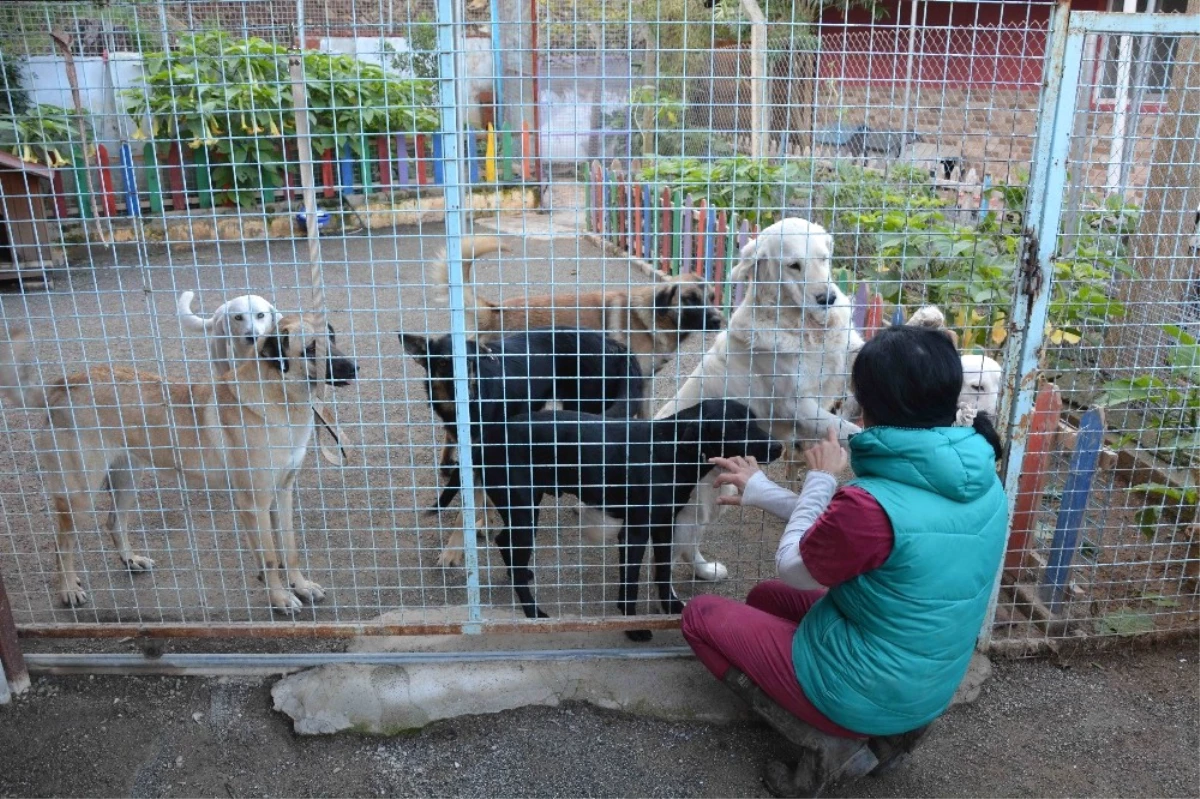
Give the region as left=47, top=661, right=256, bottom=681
left=578, top=218, right=864, bottom=581
left=959, top=352, right=1003, bottom=420
left=177, top=290, right=281, bottom=375
left=907, top=305, right=1003, bottom=424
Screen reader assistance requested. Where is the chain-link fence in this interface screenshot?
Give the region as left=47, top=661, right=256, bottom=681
left=0, top=1, right=1195, bottom=668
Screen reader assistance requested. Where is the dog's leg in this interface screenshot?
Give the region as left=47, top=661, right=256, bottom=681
left=439, top=487, right=490, bottom=567
left=272, top=472, right=325, bottom=604
left=651, top=522, right=683, bottom=616
left=673, top=484, right=728, bottom=581
left=494, top=499, right=547, bottom=619
left=235, top=500, right=302, bottom=614
left=619, top=524, right=652, bottom=641
left=103, top=458, right=155, bottom=572
left=52, top=494, right=90, bottom=606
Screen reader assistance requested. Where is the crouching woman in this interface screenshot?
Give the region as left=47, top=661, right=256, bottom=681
left=682, top=325, right=1008, bottom=783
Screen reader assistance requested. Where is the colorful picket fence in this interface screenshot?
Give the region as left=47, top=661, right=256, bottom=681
left=587, top=159, right=899, bottom=338
left=46, top=123, right=535, bottom=220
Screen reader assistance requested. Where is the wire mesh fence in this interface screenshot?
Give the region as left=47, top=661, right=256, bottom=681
left=0, top=0, right=1195, bottom=654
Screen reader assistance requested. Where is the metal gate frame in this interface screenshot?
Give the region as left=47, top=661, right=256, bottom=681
left=981, top=4, right=1200, bottom=650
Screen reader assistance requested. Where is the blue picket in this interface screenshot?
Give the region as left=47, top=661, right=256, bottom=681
left=1040, top=408, right=1106, bottom=613
left=340, top=141, right=355, bottom=195
left=465, top=127, right=480, bottom=185
left=432, top=133, right=445, bottom=185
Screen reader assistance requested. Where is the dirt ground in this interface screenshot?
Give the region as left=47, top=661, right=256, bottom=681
left=0, top=642, right=1196, bottom=798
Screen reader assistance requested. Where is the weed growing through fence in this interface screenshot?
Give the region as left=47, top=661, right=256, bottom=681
left=125, top=31, right=438, bottom=207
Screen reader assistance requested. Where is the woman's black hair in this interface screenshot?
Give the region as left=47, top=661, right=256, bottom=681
left=852, top=325, right=1005, bottom=461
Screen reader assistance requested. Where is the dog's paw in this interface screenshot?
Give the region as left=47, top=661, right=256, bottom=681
left=270, top=589, right=304, bottom=614
left=122, top=553, right=156, bottom=572
left=290, top=578, right=326, bottom=604
left=58, top=575, right=87, bottom=607
left=436, top=548, right=465, bottom=568
left=694, top=560, right=729, bottom=582
left=625, top=629, right=653, bottom=643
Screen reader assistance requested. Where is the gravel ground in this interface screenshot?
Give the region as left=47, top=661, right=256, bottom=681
left=0, top=642, right=1196, bottom=798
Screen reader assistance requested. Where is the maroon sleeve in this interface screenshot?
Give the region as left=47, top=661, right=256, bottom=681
left=798, top=486, right=895, bottom=587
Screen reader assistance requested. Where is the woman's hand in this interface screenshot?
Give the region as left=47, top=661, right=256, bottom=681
left=709, top=455, right=761, bottom=506
left=804, top=428, right=849, bottom=475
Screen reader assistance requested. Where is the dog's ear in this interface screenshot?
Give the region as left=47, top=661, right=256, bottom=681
left=260, top=331, right=289, bottom=373
left=399, top=333, right=428, bottom=359
left=730, top=239, right=759, bottom=283
left=654, top=284, right=679, bottom=311
left=941, top=328, right=960, bottom=348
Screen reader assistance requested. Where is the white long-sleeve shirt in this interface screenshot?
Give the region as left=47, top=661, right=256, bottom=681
left=741, top=470, right=839, bottom=591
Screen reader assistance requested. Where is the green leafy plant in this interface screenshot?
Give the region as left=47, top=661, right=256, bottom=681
left=633, top=158, right=1133, bottom=355
left=0, top=51, right=29, bottom=118
left=125, top=31, right=437, bottom=207
left=1097, top=324, right=1200, bottom=465
left=0, top=103, right=90, bottom=167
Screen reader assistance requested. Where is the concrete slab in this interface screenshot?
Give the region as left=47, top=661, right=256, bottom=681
left=271, top=608, right=995, bottom=736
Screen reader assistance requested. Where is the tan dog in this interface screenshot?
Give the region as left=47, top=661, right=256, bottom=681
left=0, top=316, right=357, bottom=613
left=430, top=236, right=724, bottom=378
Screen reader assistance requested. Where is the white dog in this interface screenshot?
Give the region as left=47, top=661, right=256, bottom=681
left=908, top=305, right=1003, bottom=424
left=576, top=218, right=864, bottom=581
left=959, top=352, right=1003, bottom=420
left=177, top=290, right=281, bottom=374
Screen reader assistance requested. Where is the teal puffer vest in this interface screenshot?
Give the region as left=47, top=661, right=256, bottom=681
left=791, top=426, right=1008, bottom=736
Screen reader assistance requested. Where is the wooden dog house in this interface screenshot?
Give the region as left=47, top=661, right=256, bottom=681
left=0, top=151, right=57, bottom=288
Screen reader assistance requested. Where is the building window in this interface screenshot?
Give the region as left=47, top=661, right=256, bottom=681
left=1098, top=0, right=1186, bottom=98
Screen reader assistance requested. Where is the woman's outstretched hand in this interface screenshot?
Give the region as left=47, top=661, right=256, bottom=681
left=709, top=455, right=761, bottom=506
left=805, top=428, right=849, bottom=475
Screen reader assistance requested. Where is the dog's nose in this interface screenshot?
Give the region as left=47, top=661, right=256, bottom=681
left=814, top=292, right=836, bottom=307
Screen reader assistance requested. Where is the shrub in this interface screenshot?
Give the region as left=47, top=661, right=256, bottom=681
left=125, top=31, right=438, bottom=207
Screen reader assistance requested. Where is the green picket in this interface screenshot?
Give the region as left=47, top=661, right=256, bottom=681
left=194, top=147, right=213, bottom=209
left=143, top=143, right=164, bottom=215
left=70, top=147, right=91, bottom=219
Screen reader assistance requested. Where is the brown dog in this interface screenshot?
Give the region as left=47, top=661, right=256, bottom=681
left=0, top=316, right=357, bottom=614
left=430, top=236, right=724, bottom=377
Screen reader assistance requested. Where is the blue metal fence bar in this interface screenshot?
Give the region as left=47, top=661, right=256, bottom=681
left=1067, top=10, right=1200, bottom=35
left=436, top=0, right=484, bottom=631
left=981, top=0, right=1076, bottom=648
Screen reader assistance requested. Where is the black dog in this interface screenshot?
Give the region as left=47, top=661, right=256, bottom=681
left=476, top=399, right=783, bottom=640
left=400, top=327, right=648, bottom=512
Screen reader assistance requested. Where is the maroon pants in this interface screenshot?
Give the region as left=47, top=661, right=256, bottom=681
left=681, top=580, right=864, bottom=739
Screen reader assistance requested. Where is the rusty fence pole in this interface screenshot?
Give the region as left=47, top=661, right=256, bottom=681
left=0, top=568, right=30, bottom=696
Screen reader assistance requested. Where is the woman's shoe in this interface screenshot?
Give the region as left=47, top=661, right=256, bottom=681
left=867, top=722, right=935, bottom=776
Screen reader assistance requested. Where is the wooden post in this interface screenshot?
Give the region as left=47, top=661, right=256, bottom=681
left=395, top=136, right=410, bottom=186
left=376, top=136, right=392, bottom=190
left=142, top=143, right=163, bottom=215
left=321, top=149, right=336, bottom=198
left=1007, top=382, right=1064, bottom=576
left=50, top=31, right=102, bottom=224
left=1040, top=408, right=1106, bottom=613
left=95, top=144, right=117, bottom=216
left=484, top=126, right=497, bottom=183
left=165, top=142, right=187, bottom=211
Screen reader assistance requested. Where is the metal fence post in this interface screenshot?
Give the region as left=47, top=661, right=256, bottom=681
left=980, top=0, right=1078, bottom=649
left=437, top=0, right=485, bottom=630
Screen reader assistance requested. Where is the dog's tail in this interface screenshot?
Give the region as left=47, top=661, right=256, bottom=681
left=177, top=290, right=214, bottom=334
left=430, top=236, right=506, bottom=318
left=0, top=327, right=48, bottom=410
